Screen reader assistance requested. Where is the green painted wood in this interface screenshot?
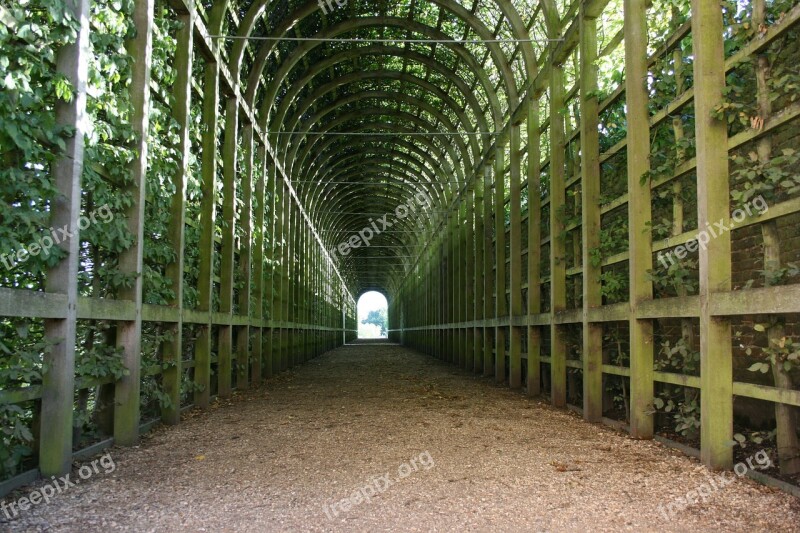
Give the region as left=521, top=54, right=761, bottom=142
left=474, top=169, right=485, bottom=374
left=236, top=124, right=254, bottom=389
left=252, top=145, right=267, bottom=382
left=217, top=97, right=239, bottom=398
left=193, top=61, right=220, bottom=410
left=161, top=1, right=194, bottom=425
left=509, top=123, right=523, bottom=389
left=624, top=0, right=654, bottom=440
left=494, top=147, right=507, bottom=384
left=526, top=95, right=542, bottom=398
left=548, top=55, right=567, bottom=407
left=465, top=186, right=475, bottom=372
left=692, top=0, right=733, bottom=470
left=114, top=0, right=155, bottom=447
left=580, top=5, right=603, bottom=423
left=481, top=167, right=494, bottom=377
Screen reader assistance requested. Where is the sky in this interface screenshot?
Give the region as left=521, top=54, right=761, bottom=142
left=358, top=290, right=387, bottom=315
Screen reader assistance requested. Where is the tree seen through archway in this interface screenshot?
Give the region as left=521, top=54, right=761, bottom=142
left=357, top=291, right=388, bottom=339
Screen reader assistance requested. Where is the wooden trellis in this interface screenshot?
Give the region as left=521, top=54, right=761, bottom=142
left=393, top=0, right=800, bottom=474
left=1, top=0, right=356, bottom=493
left=1, top=0, right=800, bottom=498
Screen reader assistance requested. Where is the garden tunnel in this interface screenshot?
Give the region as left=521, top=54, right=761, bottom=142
left=2, top=0, right=800, bottom=508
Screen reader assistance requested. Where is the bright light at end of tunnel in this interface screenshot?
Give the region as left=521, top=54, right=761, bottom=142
left=357, top=291, right=388, bottom=339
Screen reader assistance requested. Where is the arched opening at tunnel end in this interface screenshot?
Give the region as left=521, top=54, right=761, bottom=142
left=357, top=291, right=388, bottom=339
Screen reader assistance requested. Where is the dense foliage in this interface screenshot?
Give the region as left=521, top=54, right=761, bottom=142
left=1, top=0, right=798, bottom=482
left=0, top=0, right=205, bottom=478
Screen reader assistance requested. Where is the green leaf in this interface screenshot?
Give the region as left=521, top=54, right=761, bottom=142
left=3, top=73, right=15, bottom=90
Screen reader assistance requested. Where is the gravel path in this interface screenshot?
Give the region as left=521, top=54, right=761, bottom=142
left=4, top=341, right=799, bottom=532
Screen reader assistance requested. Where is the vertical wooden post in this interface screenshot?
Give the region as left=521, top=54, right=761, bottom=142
left=428, top=251, right=433, bottom=355
left=193, top=60, right=220, bottom=409
left=289, top=205, right=299, bottom=366
left=433, top=234, right=439, bottom=345
left=428, top=248, right=440, bottom=357
left=465, top=186, right=475, bottom=371
left=298, top=214, right=305, bottom=359
left=442, top=222, right=449, bottom=359
left=217, top=98, right=239, bottom=397
left=445, top=222, right=452, bottom=362
left=115, top=0, right=155, bottom=445
left=474, top=170, right=485, bottom=373
left=449, top=215, right=456, bottom=363
left=580, top=4, right=603, bottom=421
left=281, top=190, right=292, bottom=370
left=341, top=285, right=346, bottom=347
left=315, top=237, right=320, bottom=356
left=307, top=227, right=313, bottom=358
left=625, top=0, right=654, bottom=439
left=458, top=202, right=467, bottom=366
left=40, top=0, right=89, bottom=476
left=295, top=221, right=303, bottom=362
left=277, top=183, right=286, bottom=369
left=440, top=245, right=446, bottom=354
left=439, top=242, right=446, bottom=359
left=265, top=162, right=277, bottom=373
left=162, top=0, right=194, bottom=424
left=509, top=124, right=523, bottom=389
left=483, top=166, right=495, bottom=377
left=252, top=144, right=267, bottom=383
left=306, top=229, right=311, bottom=354
left=289, top=205, right=297, bottom=366
left=527, top=96, right=542, bottom=397
left=692, top=0, right=733, bottom=469
left=549, top=49, right=568, bottom=408
left=454, top=204, right=461, bottom=365
left=309, top=238, right=316, bottom=358
left=236, top=124, right=254, bottom=388
left=495, top=150, right=507, bottom=383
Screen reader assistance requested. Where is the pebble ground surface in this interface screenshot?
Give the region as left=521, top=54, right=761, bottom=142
left=3, top=340, right=799, bottom=532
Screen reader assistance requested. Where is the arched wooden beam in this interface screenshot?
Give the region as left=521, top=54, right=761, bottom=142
left=298, top=122, right=459, bottom=218
left=282, top=89, right=479, bottom=174
left=300, top=131, right=456, bottom=229
left=311, top=164, right=441, bottom=248
left=301, top=150, right=444, bottom=221
left=296, top=119, right=458, bottom=207
left=229, top=0, right=534, bottom=122
left=267, top=45, right=491, bottom=143
left=315, top=160, right=439, bottom=233
left=311, top=164, right=445, bottom=265
left=301, top=148, right=447, bottom=215
left=255, top=17, right=507, bottom=135
left=301, top=137, right=452, bottom=203
left=432, top=0, right=538, bottom=87
left=274, top=66, right=486, bottom=164
left=286, top=108, right=468, bottom=192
